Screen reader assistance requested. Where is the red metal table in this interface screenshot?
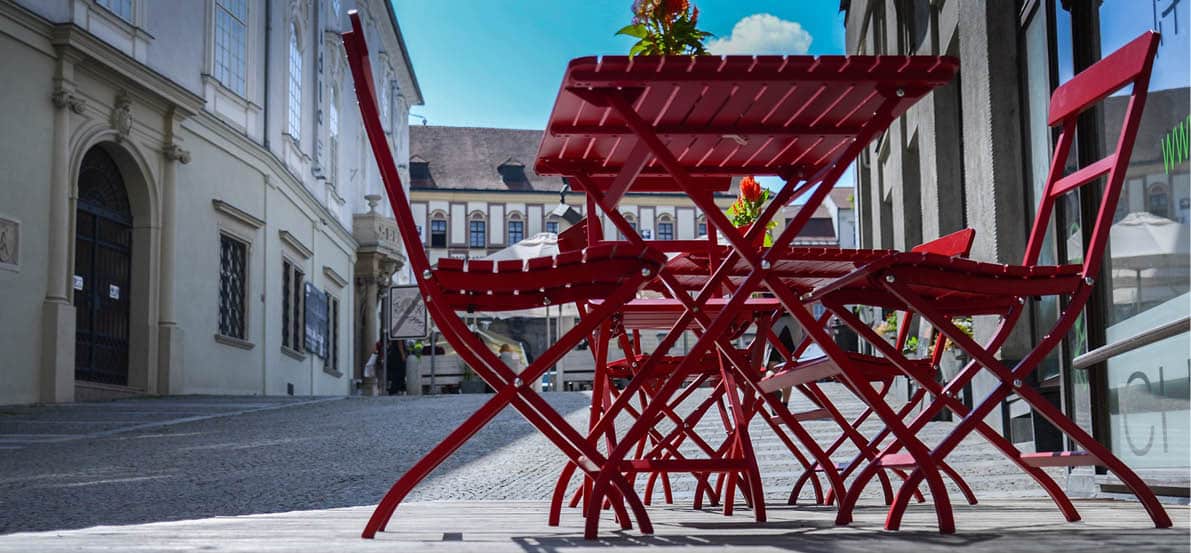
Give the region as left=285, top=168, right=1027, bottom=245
left=536, top=52, right=959, bottom=538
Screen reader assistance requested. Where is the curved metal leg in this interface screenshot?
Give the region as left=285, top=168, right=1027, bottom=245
left=549, top=461, right=579, bottom=526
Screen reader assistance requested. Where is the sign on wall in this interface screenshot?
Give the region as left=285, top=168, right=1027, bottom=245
left=304, top=282, right=329, bottom=358
left=387, top=285, right=429, bottom=339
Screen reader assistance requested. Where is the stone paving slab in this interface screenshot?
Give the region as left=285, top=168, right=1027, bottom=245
left=0, top=499, right=1184, bottom=552
left=0, top=396, right=341, bottom=449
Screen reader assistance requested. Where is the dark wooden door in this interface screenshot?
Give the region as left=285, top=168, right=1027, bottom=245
left=74, top=147, right=132, bottom=385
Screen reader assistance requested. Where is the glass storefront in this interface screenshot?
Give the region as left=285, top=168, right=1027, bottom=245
left=1097, top=0, right=1190, bottom=475
left=1022, top=0, right=1188, bottom=486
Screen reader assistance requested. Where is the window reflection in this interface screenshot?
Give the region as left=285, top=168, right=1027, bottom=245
left=1099, top=0, right=1190, bottom=471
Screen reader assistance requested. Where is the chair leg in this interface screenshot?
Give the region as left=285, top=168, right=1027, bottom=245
left=549, top=461, right=579, bottom=526
left=363, top=389, right=514, bottom=537
left=939, top=461, right=978, bottom=505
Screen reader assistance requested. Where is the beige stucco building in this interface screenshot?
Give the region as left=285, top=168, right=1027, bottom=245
left=0, top=0, right=421, bottom=405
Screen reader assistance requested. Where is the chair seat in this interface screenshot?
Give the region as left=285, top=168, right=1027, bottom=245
left=759, top=352, right=932, bottom=393
left=431, top=244, right=666, bottom=311
left=813, top=252, right=1084, bottom=314
left=651, top=246, right=897, bottom=293
left=605, top=353, right=721, bottom=380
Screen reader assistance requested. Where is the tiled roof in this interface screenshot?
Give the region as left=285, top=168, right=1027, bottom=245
left=409, top=126, right=567, bottom=191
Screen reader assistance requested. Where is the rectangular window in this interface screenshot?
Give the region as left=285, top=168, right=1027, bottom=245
left=657, top=222, right=673, bottom=241
left=324, top=292, right=340, bottom=373
left=218, top=234, right=247, bottom=339
left=507, top=220, right=523, bottom=243
left=287, top=27, right=303, bottom=141
left=213, top=0, right=247, bottom=95
left=282, top=259, right=304, bottom=352
left=96, top=0, right=133, bottom=23
left=697, top=222, right=707, bottom=236
left=430, top=219, right=447, bottom=248
left=469, top=220, right=486, bottom=248
left=545, top=220, right=559, bottom=234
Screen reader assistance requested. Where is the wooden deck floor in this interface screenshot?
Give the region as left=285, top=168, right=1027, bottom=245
left=0, top=499, right=1185, bottom=552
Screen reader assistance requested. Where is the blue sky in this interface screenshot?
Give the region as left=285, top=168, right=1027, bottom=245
left=391, top=1, right=848, bottom=130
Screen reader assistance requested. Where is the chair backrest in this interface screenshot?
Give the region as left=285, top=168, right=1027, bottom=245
left=900, top=228, right=975, bottom=356
left=342, top=12, right=433, bottom=274
left=557, top=216, right=603, bottom=251
left=1022, top=31, right=1159, bottom=277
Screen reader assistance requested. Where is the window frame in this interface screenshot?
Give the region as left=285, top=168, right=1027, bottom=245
left=212, top=0, right=248, bottom=96
left=281, top=258, right=305, bottom=355
left=217, top=232, right=249, bottom=340
left=656, top=215, right=674, bottom=241
left=507, top=213, right=524, bottom=244
left=287, top=21, right=304, bottom=142
left=468, top=212, right=487, bottom=248
left=429, top=215, right=448, bottom=248
left=95, top=0, right=134, bottom=24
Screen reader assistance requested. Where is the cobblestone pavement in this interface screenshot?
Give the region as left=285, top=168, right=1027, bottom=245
left=0, top=386, right=1149, bottom=537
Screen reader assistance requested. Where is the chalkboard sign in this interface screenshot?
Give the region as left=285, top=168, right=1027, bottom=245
left=304, top=282, right=328, bottom=358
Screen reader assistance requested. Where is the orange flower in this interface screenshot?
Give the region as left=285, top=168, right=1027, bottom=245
left=740, top=175, right=762, bottom=203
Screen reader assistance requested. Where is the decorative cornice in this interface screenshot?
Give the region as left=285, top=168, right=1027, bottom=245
left=212, top=199, right=265, bottom=229
left=322, top=266, right=348, bottom=288
left=48, top=24, right=204, bottom=118
left=51, top=87, right=86, bottom=114
left=279, top=230, right=314, bottom=259
left=163, top=143, right=191, bottom=164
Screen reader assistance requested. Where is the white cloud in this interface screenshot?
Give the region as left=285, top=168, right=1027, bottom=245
left=706, top=14, right=813, bottom=56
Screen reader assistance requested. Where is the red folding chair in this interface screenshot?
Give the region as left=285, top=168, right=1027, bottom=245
left=807, top=31, right=1171, bottom=531
left=758, top=229, right=979, bottom=507
left=342, top=12, right=668, bottom=538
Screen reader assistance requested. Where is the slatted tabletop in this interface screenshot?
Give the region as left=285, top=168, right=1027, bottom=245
left=535, top=54, right=959, bottom=191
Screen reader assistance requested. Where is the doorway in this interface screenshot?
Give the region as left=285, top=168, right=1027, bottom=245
left=74, top=146, right=133, bottom=385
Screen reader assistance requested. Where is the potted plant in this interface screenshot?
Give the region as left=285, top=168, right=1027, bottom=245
left=616, top=0, right=712, bottom=56
left=726, top=176, right=776, bottom=247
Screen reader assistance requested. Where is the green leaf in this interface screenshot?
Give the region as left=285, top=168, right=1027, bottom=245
left=629, top=40, right=650, bottom=57
left=615, top=24, right=648, bottom=39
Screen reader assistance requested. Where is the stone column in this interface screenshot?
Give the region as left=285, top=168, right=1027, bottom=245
left=41, top=58, right=86, bottom=403
left=157, top=110, right=191, bottom=395
left=359, top=269, right=380, bottom=395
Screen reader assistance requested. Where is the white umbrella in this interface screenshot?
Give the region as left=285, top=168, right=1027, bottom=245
left=483, top=232, right=559, bottom=261
left=474, top=232, right=578, bottom=318
left=1099, top=212, right=1189, bottom=311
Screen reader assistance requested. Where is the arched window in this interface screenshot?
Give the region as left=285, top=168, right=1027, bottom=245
left=619, top=213, right=637, bottom=240
left=507, top=212, right=524, bottom=244
left=287, top=21, right=303, bottom=141
left=468, top=211, right=487, bottom=248
left=328, top=84, right=340, bottom=182
left=696, top=214, right=707, bottom=237
left=656, top=213, right=674, bottom=241
left=429, top=211, right=447, bottom=248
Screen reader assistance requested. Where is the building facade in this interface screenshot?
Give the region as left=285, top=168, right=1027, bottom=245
left=408, top=126, right=856, bottom=263
left=403, top=125, right=856, bottom=391
left=843, top=0, right=1188, bottom=495
left=0, top=0, right=421, bottom=405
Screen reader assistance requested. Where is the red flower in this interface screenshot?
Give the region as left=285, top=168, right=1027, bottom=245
left=740, top=175, right=762, bottom=203
left=661, top=0, right=689, bottom=18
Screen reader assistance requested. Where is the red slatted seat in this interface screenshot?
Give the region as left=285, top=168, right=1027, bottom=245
left=759, top=353, right=934, bottom=393
left=806, top=251, right=1085, bottom=312
left=652, top=246, right=897, bottom=293
left=432, top=244, right=666, bottom=311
